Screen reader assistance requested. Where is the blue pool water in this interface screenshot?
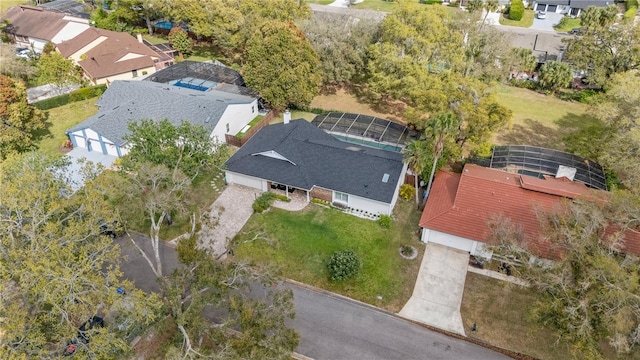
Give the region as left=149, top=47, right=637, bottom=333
left=154, top=21, right=189, bottom=32
left=174, top=80, right=209, bottom=92
left=331, top=134, right=402, bottom=152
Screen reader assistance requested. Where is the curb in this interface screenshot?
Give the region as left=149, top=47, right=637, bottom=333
left=284, top=279, right=536, bottom=360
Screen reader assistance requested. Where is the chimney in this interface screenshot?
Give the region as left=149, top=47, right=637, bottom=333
left=283, top=109, right=291, bottom=124
left=136, top=33, right=143, bottom=44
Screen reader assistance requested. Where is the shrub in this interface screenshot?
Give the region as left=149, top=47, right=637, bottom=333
left=272, top=193, right=291, bottom=202
left=399, top=184, right=415, bottom=201
left=33, top=85, right=107, bottom=110
left=509, top=0, right=524, bottom=20
left=378, top=214, right=392, bottom=229
left=327, top=250, right=361, bottom=281
left=625, top=0, right=638, bottom=18
left=252, top=192, right=276, bottom=213
left=311, top=198, right=330, bottom=206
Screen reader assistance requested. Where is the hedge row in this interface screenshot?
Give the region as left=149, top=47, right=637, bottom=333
left=33, top=85, right=107, bottom=110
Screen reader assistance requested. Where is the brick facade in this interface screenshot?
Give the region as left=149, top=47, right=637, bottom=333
left=310, top=186, right=332, bottom=202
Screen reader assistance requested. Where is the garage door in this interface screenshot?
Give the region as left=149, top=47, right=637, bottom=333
left=425, top=229, right=474, bottom=252
left=547, top=4, right=557, bottom=11
left=536, top=3, right=546, bottom=10
left=226, top=172, right=263, bottom=190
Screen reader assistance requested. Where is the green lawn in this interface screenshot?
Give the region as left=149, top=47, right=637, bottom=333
left=271, top=110, right=317, bottom=124
left=237, top=115, right=264, bottom=138
left=554, top=16, right=581, bottom=32
left=142, top=34, right=168, bottom=45
left=35, top=98, right=99, bottom=156
left=493, top=84, right=600, bottom=150
left=461, top=273, right=574, bottom=360
left=1, top=0, right=26, bottom=13
left=306, top=0, right=334, bottom=5
left=499, top=9, right=535, bottom=28
left=187, top=44, right=226, bottom=62
left=233, top=199, right=423, bottom=312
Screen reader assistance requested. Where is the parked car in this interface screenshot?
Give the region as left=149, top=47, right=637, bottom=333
left=63, top=316, right=105, bottom=356
left=99, top=220, right=122, bottom=238
left=16, top=48, right=31, bottom=59
left=536, top=10, right=547, bottom=19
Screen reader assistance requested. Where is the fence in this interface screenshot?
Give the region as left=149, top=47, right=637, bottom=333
left=225, top=110, right=275, bottom=147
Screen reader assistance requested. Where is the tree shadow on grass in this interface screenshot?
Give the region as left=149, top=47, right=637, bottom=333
left=31, top=115, right=54, bottom=149
left=496, top=112, right=603, bottom=151
left=345, top=84, right=407, bottom=120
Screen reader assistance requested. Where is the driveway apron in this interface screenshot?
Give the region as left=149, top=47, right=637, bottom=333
left=399, top=243, right=468, bottom=335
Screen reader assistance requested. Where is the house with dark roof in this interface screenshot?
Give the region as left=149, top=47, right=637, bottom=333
left=57, top=28, right=163, bottom=85
left=420, top=164, right=640, bottom=260
left=225, top=119, right=408, bottom=216
left=533, top=0, right=614, bottom=17
left=66, top=80, right=259, bottom=157
left=1, top=5, right=90, bottom=53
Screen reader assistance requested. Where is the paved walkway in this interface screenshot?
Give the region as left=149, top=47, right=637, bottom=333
left=399, top=243, right=468, bottom=335
left=197, top=184, right=308, bottom=259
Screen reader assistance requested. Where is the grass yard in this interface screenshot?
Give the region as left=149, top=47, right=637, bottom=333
left=499, top=10, right=535, bottom=28
left=306, top=0, right=335, bottom=5
left=1, top=0, right=26, bottom=13
left=271, top=110, right=317, bottom=124
left=142, top=34, right=168, bottom=45
left=35, top=98, right=99, bottom=156
left=233, top=199, right=424, bottom=312
left=461, top=273, right=574, bottom=359
left=554, top=16, right=581, bottom=32
left=310, top=88, right=404, bottom=123
left=492, top=84, right=600, bottom=150
left=187, top=44, right=226, bottom=63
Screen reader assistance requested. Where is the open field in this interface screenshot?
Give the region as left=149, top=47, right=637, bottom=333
left=234, top=199, right=424, bottom=312
left=492, top=84, right=599, bottom=149
left=35, top=98, right=99, bottom=156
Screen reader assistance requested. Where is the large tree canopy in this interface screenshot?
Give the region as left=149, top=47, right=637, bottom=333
left=0, top=153, right=161, bottom=358
left=243, top=21, right=321, bottom=111
left=0, top=74, right=47, bottom=160
left=563, top=6, right=640, bottom=87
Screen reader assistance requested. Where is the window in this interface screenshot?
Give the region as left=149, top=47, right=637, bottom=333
left=334, top=191, right=348, bottom=203
left=252, top=106, right=255, bottom=113
left=132, top=69, right=138, bottom=78
left=226, top=123, right=230, bottom=132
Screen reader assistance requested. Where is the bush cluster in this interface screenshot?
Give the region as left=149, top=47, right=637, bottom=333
left=252, top=192, right=276, bottom=213
left=33, top=85, right=107, bottom=110
left=399, top=184, right=415, bottom=201
left=377, top=214, right=392, bottom=229
left=327, top=250, right=361, bottom=281
left=509, top=0, right=524, bottom=20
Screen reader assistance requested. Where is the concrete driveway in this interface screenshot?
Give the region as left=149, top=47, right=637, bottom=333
left=399, top=243, right=469, bottom=335
left=530, top=11, right=564, bottom=31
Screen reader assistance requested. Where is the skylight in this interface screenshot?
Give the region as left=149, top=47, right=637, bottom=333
left=382, top=173, right=389, bottom=183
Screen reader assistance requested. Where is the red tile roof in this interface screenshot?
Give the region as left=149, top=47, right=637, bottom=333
left=419, top=164, right=640, bottom=259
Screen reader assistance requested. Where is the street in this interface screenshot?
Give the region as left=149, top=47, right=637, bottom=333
left=116, top=234, right=510, bottom=360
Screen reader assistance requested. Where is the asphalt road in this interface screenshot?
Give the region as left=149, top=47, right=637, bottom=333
left=116, top=234, right=510, bottom=360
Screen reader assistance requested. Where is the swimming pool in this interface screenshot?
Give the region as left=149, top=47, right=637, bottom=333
left=331, top=134, right=403, bottom=152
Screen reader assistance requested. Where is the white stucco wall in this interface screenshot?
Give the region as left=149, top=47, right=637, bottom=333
left=389, top=163, right=408, bottom=212
left=91, top=65, right=157, bottom=85
left=51, top=21, right=90, bottom=44
left=211, top=100, right=258, bottom=142
left=27, top=38, right=48, bottom=53
left=421, top=228, right=475, bottom=253
left=338, top=191, right=392, bottom=216
left=225, top=171, right=267, bottom=191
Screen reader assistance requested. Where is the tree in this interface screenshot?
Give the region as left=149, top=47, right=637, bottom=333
left=37, top=51, right=83, bottom=90
left=538, top=61, right=573, bottom=94
left=0, top=153, right=162, bottom=358
left=168, top=27, right=192, bottom=59
left=162, top=237, right=299, bottom=358
left=506, top=47, right=538, bottom=74
left=298, top=12, right=381, bottom=89
left=91, top=0, right=140, bottom=33
left=403, top=140, right=431, bottom=204
left=423, top=113, right=458, bottom=201
left=563, top=6, right=640, bottom=87
left=131, top=0, right=162, bottom=35
left=487, top=195, right=640, bottom=357
left=42, top=41, right=56, bottom=55
left=243, top=21, right=321, bottom=111
left=0, top=75, right=47, bottom=160
left=123, top=118, right=229, bottom=179
left=509, top=0, right=524, bottom=21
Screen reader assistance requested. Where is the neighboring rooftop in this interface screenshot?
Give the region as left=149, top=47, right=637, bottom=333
left=419, top=164, right=596, bottom=259
left=2, top=5, right=69, bottom=41
left=40, top=0, right=90, bottom=19
left=67, top=80, right=255, bottom=146
left=489, top=145, right=607, bottom=190
left=225, top=119, right=405, bottom=203
left=57, top=27, right=160, bottom=79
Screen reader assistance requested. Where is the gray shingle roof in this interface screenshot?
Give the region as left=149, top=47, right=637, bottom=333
left=67, top=80, right=255, bottom=146
left=225, top=120, right=404, bottom=203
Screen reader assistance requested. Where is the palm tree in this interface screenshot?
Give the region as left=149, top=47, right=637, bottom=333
left=423, top=113, right=458, bottom=206
left=481, top=0, right=499, bottom=30
left=403, top=140, right=430, bottom=205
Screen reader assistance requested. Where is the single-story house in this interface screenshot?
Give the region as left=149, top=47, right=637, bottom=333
left=66, top=80, right=259, bottom=157
left=56, top=28, right=163, bottom=85
left=40, top=0, right=90, bottom=19
left=532, top=0, right=613, bottom=17
left=224, top=119, right=408, bottom=216
left=1, top=5, right=90, bottom=53
left=419, top=164, right=602, bottom=259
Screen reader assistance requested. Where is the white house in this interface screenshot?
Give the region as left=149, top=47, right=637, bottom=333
left=2, top=5, right=89, bottom=53
left=224, top=119, right=407, bottom=216
left=66, top=80, right=259, bottom=157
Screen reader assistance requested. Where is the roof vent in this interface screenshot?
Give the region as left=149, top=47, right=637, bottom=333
left=346, top=146, right=361, bottom=152
left=204, top=116, right=211, bottom=123
left=382, top=173, right=390, bottom=183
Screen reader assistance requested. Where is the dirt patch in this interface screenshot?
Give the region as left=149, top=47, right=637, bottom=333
left=310, top=88, right=406, bottom=123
